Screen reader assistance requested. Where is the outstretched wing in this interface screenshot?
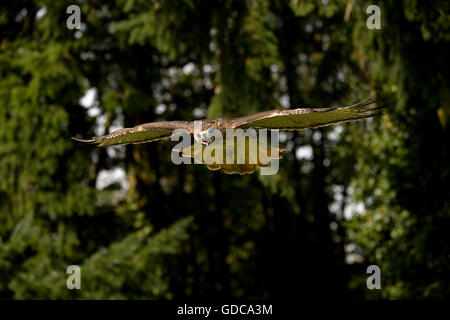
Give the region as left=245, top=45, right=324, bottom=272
left=72, top=121, right=193, bottom=147
left=231, top=94, right=383, bottom=130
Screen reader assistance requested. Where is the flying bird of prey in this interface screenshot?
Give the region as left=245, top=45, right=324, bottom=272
left=72, top=94, right=383, bottom=174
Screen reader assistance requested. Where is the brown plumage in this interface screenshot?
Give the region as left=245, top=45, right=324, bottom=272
left=72, top=94, right=384, bottom=174
left=72, top=94, right=382, bottom=147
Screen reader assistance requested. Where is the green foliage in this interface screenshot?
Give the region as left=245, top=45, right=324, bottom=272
left=343, top=0, right=450, bottom=299
left=0, top=0, right=193, bottom=299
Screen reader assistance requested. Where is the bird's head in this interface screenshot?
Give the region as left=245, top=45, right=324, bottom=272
left=194, top=128, right=218, bottom=145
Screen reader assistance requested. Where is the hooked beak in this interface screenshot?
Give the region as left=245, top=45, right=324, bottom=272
left=201, top=134, right=214, bottom=145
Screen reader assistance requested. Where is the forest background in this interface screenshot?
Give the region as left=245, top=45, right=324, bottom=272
left=0, top=0, right=448, bottom=299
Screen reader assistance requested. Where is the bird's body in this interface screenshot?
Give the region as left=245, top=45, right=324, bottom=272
left=72, top=94, right=384, bottom=174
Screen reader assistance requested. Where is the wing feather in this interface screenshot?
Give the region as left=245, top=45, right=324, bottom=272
left=232, top=94, right=383, bottom=130
left=72, top=121, right=193, bottom=147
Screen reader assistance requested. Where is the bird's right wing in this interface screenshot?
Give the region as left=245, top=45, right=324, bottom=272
left=72, top=121, right=193, bottom=147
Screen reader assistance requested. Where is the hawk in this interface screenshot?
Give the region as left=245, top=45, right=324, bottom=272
left=72, top=94, right=383, bottom=174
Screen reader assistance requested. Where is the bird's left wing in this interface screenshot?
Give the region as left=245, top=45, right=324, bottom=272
left=230, top=94, right=383, bottom=131
left=72, top=121, right=193, bottom=147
